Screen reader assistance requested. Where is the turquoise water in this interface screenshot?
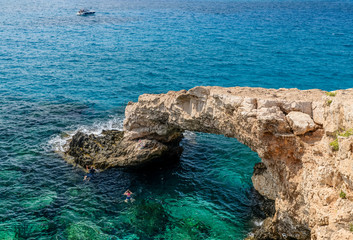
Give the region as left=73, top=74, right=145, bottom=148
left=1, top=0, right=353, bottom=239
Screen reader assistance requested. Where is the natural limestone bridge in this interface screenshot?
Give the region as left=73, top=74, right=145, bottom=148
left=65, top=86, right=353, bottom=240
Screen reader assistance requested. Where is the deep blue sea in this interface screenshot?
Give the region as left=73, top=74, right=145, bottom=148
left=1, top=0, right=353, bottom=239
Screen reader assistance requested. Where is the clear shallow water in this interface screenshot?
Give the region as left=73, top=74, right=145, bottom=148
left=1, top=0, right=353, bottom=239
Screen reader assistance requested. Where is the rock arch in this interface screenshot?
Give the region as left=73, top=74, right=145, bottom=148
left=123, top=86, right=353, bottom=240
left=66, top=86, right=353, bottom=239
left=124, top=86, right=323, bottom=201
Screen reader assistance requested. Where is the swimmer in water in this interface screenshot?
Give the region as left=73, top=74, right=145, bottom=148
left=124, top=189, right=134, bottom=202
left=83, top=165, right=96, bottom=181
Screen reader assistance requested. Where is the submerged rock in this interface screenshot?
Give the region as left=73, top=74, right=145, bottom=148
left=127, top=200, right=170, bottom=238
left=22, top=191, right=57, bottom=210
left=183, top=217, right=211, bottom=237
left=65, top=221, right=109, bottom=240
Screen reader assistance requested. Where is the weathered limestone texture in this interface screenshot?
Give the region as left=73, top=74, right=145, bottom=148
left=65, top=130, right=182, bottom=168
left=64, top=86, right=353, bottom=239
left=123, top=86, right=353, bottom=240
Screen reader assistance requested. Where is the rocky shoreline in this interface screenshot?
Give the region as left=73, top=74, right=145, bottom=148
left=62, top=86, right=353, bottom=239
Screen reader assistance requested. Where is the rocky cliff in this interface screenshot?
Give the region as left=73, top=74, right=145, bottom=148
left=65, top=86, right=353, bottom=239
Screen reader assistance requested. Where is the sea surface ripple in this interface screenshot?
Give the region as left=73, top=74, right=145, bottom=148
left=1, top=0, right=353, bottom=239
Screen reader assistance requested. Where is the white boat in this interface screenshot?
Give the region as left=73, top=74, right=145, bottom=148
left=77, top=9, right=95, bottom=16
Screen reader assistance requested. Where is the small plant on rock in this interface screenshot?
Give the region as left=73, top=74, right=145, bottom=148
left=326, top=99, right=332, bottom=106
left=329, top=129, right=353, bottom=152
left=330, top=139, right=339, bottom=151
left=338, top=129, right=353, bottom=138
left=350, top=223, right=353, bottom=232
left=326, top=91, right=337, bottom=97
left=340, top=190, right=346, bottom=199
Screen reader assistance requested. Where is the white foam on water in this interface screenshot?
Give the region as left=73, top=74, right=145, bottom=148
left=247, top=232, right=254, bottom=238
left=253, top=219, right=264, bottom=227
left=48, top=115, right=124, bottom=153
left=183, top=130, right=197, bottom=144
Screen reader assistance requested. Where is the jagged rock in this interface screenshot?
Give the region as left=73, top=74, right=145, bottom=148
left=286, top=111, right=317, bottom=135
left=253, top=162, right=267, bottom=176
left=251, top=187, right=276, bottom=219
left=62, top=86, right=353, bottom=240
left=252, top=162, right=278, bottom=201
left=252, top=216, right=311, bottom=240
left=65, top=130, right=182, bottom=169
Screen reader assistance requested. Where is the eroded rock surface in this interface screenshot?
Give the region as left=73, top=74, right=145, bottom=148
left=65, top=130, right=182, bottom=168
left=123, top=86, right=353, bottom=240
left=64, top=86, right=353, bottom=239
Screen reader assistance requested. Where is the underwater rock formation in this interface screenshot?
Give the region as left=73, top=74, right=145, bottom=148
left=65, top=86, right=353, bottom=239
